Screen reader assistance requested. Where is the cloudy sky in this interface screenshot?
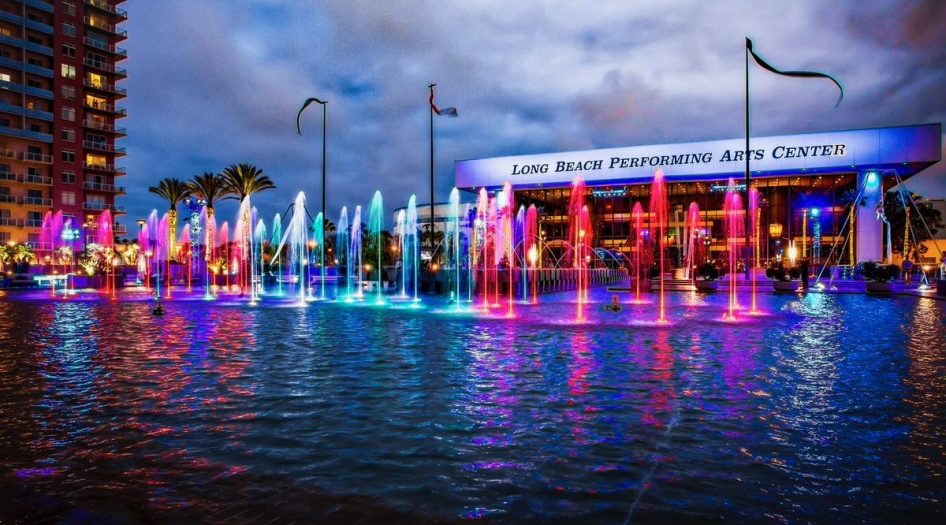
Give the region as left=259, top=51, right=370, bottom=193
left=118, top=0, right=946, bottom=227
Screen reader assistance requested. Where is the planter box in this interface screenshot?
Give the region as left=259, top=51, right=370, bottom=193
left=695, top=279, right=719, bottom=291
left=773, top=280, right=799, bottom=293
left=866, top=281, right=892, bottom=295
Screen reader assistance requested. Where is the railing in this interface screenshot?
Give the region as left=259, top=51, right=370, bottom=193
left=83, top=16, right=127, bottom=38
left=83, top=78, right=126, bottom=96
left=82, top=57, right=127, bottom=76
left=114, top=224, right=128, bottom=234
left=83, top=202, right=125, bottom=213
left=83, top=119, right=126, bottom=134
left=84, top=162, right=125, bottom=173
left=0, top=194, right=17, bottom=203
left=0, top=217, right=21, bottom=226
left=20, top=151, right=53, bottom=164
left=84, top=0, right=128, bottom=19
left=0, top=148, right=16, bottom=160
left=0, top=171, right=17, bottom=181
left=25, top=219, right=43, bottom=227
left=84, top=181, right=125, bottom=193
left=83, top=99, right=127, bottom=116
left=83, top=140, right=125, bottom=154
left=23, top=197, right=53, bottom=207
left=83, top=36, right=127, bottom=57
left=24, top=174, right=53, bottom=185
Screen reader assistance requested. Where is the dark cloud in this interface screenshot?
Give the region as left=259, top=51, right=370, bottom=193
left=117, top=0, right=946, bottom=228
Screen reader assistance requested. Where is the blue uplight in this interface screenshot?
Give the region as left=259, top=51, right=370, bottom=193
left=865, top=171, right=879, bottom=187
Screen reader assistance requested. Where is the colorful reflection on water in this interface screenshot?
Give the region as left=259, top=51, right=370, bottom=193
left=0, top=290, right=944, bottom=523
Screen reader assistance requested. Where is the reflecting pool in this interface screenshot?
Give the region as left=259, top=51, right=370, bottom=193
left=0, top=289, right=944, bottom=523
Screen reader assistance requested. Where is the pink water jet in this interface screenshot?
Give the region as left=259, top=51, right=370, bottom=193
left=524, top=204, right=539, bottom=304
left=630, top=202, right=647, bottom=304
left=723, top=179, right=744, bottom=321
left=649, top=170, right=669, bottom=324
left=748, top=187, right=761, bottom=314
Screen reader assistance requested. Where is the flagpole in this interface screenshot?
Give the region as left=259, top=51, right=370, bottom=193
left=429, top=83, right=436, bottom=256
left=745, top=38, right=751, bottom=280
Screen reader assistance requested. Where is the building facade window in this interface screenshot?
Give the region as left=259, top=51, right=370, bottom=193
left=61, top=107, right=75, bottom=121
left=62, top=44, right=76, bottom=57
left=62, top=23, right=76, bottom=37
left=61, top=171, right=76, bottom=184
left=60, top=128, right=75, bottom=142
left=62, top=191, right=75, bottom=206
left=61, top=150, right=75, bottom=163
left=61, top=85, right=76, bottom=100
left=61, top=64, right=76, bottom=79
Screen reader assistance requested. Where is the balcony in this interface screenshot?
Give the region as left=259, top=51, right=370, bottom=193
left=0, top=171, right=16, bottom=181
left=23, top=197, right=52, bottom=207
left=20, top=151, right=53, bottom=164
left=25, top=218, right=43, bottom=228
left=83, top=162, right=126, bottom=175
left=83, top=202, right=125, bottom=213
left=83, top=119, right=126, bottom=136
left=0, top=194, right=17, bottom=204
left=84, top=181, right=125, bottom=193
left=83, top=16, right=127, bottom=39
left=23, top=174, right=53, bottom=186
left=83, top=99, right=127, bottom=117
left=84, top=0, right=128, bottom=20
left=83, top=78, right=126, bottom=97
left=0, top=149, right=16, bottom=160
left=82, top=58, right=127, bottom=77
left=83, top=140, right=126, bottom=155
left=84, top=36, right=127, bottom=57
left=114, top=224, right=127, bottom=235
left=0, top=217, right=22, bottom=227
left=0, top=79, right=54, bottom=100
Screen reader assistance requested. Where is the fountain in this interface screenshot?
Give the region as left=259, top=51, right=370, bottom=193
left=254, top=218, right=267, bottom=296
left=312, top=212, right=325, bottom=300
left=367, top=191, right=384, bottom=305
left=497, top=183, right=515, bottom=317
left=748, top=187, right=761, bottom=314
left=218, top=221, right=230, bottom=292
left=350, top=205, right=363, bottom=301
left=445, top=189, right=462, bottom=306
left=630, top=202, right=645, bottom=304
left=336, top=207, right=351, bottom=300
left=398, top=196, right=420, bottom=303
left=270, top=213, right=282, bottom=296
left=273, top=192, right=310, bottom=304
left=522, top=204, right=540, bottom=304
left=723, top=179, right=744, bottom=321
left=649, top=170, right=669, bottom=323
left=683, top=202, right=701, bottom=280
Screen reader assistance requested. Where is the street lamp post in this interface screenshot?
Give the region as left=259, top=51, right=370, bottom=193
left=297, top=97, right=328, bottom=299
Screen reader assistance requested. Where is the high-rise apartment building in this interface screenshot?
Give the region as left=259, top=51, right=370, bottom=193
left=0, top=0, right=126, bottom=247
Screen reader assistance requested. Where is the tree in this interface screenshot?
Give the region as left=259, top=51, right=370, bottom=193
left=148, top=178, right=191, bottom=261
left=221, top=163, right=275, bottom=290
left=189, top=172, right=231, bottom=260
left=884, top=190, right=944, bottom=260
left=221, top=163, right=275, bottom=202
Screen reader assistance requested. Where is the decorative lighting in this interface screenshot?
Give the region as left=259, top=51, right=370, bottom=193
left=769, top=223, right=783, bottom=238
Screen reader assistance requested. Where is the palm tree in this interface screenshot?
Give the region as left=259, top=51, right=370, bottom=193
left=221, top=163, right=275, bottom=202
left=222, top=163, right=275, bottom=292
left=148, top=178, right=191, bottom=261
left=189, top=172, right=231, bottom=260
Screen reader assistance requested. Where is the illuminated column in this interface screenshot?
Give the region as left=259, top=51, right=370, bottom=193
left=856, top=171, right=883, bottom=263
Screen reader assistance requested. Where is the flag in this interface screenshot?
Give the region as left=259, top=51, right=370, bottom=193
left=746, top=38, right=843, bottom=107
left=429, top=90, right=458, bottom=117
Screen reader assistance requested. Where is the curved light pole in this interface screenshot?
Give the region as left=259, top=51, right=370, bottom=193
left=297, top=97, right=328, bottom=299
